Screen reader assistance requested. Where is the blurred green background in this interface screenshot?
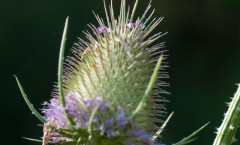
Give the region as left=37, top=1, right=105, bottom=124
left=1, top=0, right=240, bottom=144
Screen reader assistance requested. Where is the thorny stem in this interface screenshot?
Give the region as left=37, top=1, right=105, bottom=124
left=213, top=84, right=240, bottom=145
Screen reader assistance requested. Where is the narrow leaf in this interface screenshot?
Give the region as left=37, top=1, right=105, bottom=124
left=173, top=122, right=209, bottom=145
left=131, top=55, right=163, bottom=120
left=14, top=75, right=45, bottom=123
left=58, top=16, right=75, bottom=125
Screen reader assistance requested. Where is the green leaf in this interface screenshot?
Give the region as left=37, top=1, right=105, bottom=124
left=58, top=16, right=75, bottom=126
left=173, top=122, right=209, bottom=145
left=131, top=55, right=163, bottom=121
left=14, top=75, right=45, bottom=123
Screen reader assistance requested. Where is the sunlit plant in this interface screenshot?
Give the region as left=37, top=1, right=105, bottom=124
left=15, top=0, right=240, bottom=145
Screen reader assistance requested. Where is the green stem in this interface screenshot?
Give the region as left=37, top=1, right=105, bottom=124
left=131, top=55, right=163, bottom=120
left=58, top=16, right=75, bottom=125
left=14, top=75, right=45, bottom=123
left=213, top=84, right=240, bottom=145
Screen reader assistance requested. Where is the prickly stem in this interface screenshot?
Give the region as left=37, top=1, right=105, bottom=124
left=213, top=84, right=240, bottom=145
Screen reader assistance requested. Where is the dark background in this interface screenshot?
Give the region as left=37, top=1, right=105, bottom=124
left=1, top=0, right=240, bottom=144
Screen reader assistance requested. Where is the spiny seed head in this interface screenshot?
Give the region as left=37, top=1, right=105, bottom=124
left=42, top=0, right=168, bottom=144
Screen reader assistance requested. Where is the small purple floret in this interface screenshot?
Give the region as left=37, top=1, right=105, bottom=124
left=105, top=118, right=114, bottom=127
left=83, top=98, right=94, bottom=110
left=95, top=96, right=103, bottom=105
left=99, top=102, right=110, bottom=113
left=129, top=130, right=146, bottom=138
left=76, top=120, right=84, bottom=128
left=141, top=134, right=154, bottom=144
left=117, top=121, right=126, bottom=129
left=117, top=107, right=125, bottom=114
left=80, top=110, right=88, bottom=121
left=97, top=27, right=106, bottom=33
left=99, top=123, right=105, bottom=136
left=106, top=129, right=114, bottom=138
left=94, top=115, right=99, bottom=123
left=127, top=21, right=139, bottom=29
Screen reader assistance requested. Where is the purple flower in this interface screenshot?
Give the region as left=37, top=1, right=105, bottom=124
left=94, top=115, right=99, bottom=123
left=51, top=137, right=72, bottom=142
left=129, top=130, right=154, bottom=145
left=116, top=107, right=128, bottom=129
left=105, top=118, right=114, bottom=127
left=127, top=21, right=139, bottom=29
left=97, top=27, right=107, bottom=33
left=129, top=130, right=146, bottom=138
left=65, top=104, right=79, bottom=118
left=98, top=123, right=105, bottom=136
left=43, top=98, right=69, bottom=128
left=95, top=96, right=103, bottom=105
left=117, top=121, right=126, bottom=129
left=106, top=129, right=114, bottom=138
left=65, top=92, right=82, bottom=118
left=99, top=102, right=111, bottom=113
left=116, top=108, right=127, bottom=121
left=58, top=120, right=67, bottom=128
left=66, top=92, right=76, bottom=101
left=43, top=93, right=155, bottom=144
left=117, top=107, right=125, bottom=114
left=127, top=23, right=135, bottom=28
left=141, top=134, right=153, bottom=144
left=83, top=98, right=94, bottom=110
left=95, top=97, right=111, bottom=113
left=80, top=110, right=89, bottom=121
left=117, top=112, right=127, bottom=121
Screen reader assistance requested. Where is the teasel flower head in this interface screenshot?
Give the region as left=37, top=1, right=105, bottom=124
left=15, top=0, right=169, bottom=144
